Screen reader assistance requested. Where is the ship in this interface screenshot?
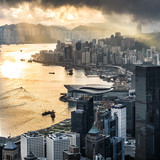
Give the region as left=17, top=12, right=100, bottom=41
left=28, top=59, right=32, bottom=63
left=67, top=69, right=73, bottom=75
left=49, top=72, right=55, bottom=74
left=42, top=111, right=51, bottom=116
left=51, top=110, right=55, bottom=118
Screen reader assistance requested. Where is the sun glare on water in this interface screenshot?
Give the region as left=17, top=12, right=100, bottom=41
left=1, top=61, right=24, bottom=79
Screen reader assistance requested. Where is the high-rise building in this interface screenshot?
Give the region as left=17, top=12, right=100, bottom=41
left=136, top=24, right=142, bottom=35
left=115, top=97, right=135, bottom=137
left=65, top=133, right=80, bottom=150
left=85, top=126, right=110, bottom=160
left=95, top=107, right=118, bottom=138
left=46, top=133, right=70, bottom=160
left=71, top=110, right=86, bottom=154
left=85, top=52, right=90, bottom=65
left=76, top=42, right=81, bottom=51
left=21, top=132, right=45, bottom=159
left=110, top=137, right=125, bottom=160
left=76, top=97, right=94, bottom=133
left=135, top=66, right=160, bottom=160
left=71, top=97, right=94, bottom=155
left=2, top=141, right=18, bottom=160
left=111, top=104, right=126, bottom=139
left=81, top=52, right=86, bottom=65
left=64, top=45, right=72, bottom=61
left=63, top=145, right=81, bottom=160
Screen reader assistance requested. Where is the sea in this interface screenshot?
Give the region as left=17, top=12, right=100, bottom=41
left=0, top=43, right=112, bottom=137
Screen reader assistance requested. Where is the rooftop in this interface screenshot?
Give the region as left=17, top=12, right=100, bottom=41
left=88, top=126, right=99, bottom=135
left=65, top=84, right=112, bottom=95
left=22, top=131, right=43, bottom=138
left=4, top=141, right=17, bottom=150
left=47, top=133, right=70, bottom=141
left=112, top=104, right=126, bottom=109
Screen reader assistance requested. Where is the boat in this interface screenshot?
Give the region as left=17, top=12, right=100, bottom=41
left=67, top=69, right=73, bottom=75
left=69, top=69, right=73, bottom=72
left=20, top=59, right=25, bottom=61
left=28, top=60, right=32, bottom=63
left=51, top=110, right=55, bottom=118
left=42, top=111, right=51, bottom=116
left=49, top=72, right=55, bottom=74
left=68, top=72, right=73, bottom=75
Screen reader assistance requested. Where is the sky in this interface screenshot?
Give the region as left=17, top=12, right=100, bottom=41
left=0, top=0, right=160, bottom=34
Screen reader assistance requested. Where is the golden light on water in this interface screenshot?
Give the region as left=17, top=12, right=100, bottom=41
left=1, top=61, right=24, bottom=79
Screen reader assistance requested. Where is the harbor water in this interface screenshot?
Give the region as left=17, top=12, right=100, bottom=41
left=0, top=44, right=112, bottom=137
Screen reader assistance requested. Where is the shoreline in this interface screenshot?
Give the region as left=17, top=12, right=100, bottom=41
left=10, top=118, right=71, bottom=142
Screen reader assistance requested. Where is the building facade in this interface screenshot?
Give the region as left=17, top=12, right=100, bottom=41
left=46, top=134, right=70, bottom=160
left=111, top=104, right=126, bottom=139
left=85, top=126, right=110, bottom=159
left=135, top=66, right=160, bottom=160
left=2, top=141, right=18, bottom=160
left=63, top=145, right=81, bottom=160
left=21, top=132, right=45, bottom=159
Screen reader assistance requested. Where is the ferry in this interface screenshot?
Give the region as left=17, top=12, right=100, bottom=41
left=28, top=59, right=32, bottom=63
left=42, top=111, right=51, bottom=116
left=51, top=110, right=55, bottom=119
left=67, top=69, right=73, bottom=75
left=49, top=72, right=55, bottom=74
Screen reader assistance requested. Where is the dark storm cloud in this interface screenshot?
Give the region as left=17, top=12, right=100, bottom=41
left=1, top=0, right=160, bottom=22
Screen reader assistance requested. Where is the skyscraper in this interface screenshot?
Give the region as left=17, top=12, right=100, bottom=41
left=95, top=107, right=118, bottom=138
left=71, top=97, right=94, bottom=155
left=46, top=133, right=70, bottom=160
left=110, top=137, right=125, bottom=160
left=71, top=110, right=86, bottom=154
left=64, top=45, right=72, bottom=61
left=135, top=66, right=160, bottom=160
left=76, top=97, right=94, bottom=132
left=85, top=126, right=110, bottom=159
left=136, top=24, right=142, bottom=35
left=111, top=104, right=126, bottom=139
left=21, top=132, right=45, bottom=159
left=115, top=97, right=135, bottom=137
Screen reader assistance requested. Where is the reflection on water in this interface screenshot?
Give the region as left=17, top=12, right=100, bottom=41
left=0, top=44, right=112, bottom=137
left=1, top=61, right=25, bottom=79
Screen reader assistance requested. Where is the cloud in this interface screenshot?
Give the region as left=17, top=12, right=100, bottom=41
left=1, top=0, right=160, bottom=22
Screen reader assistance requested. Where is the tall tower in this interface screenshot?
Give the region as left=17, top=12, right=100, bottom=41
left=71, top=109, right=87, bottom=155
left=137, top=24, right=142, bottom=35
left=135, top=66, right=160, bottom=160
left=111, top=104, right=127, bottom=140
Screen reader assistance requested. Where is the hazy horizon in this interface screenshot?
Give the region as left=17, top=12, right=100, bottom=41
left=1, top=1, right=160, bottom=35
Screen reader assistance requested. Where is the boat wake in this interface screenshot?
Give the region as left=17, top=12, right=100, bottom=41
left=0, top=87, right=36, bottom=107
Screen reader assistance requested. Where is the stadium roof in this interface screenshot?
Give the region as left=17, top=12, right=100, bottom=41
left=64, top=84, right=112, bottom=95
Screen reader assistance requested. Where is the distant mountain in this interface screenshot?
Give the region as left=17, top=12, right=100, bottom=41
left=0, top=23, right=69, bottom=44
left=0, top=23, right=109, bottom=44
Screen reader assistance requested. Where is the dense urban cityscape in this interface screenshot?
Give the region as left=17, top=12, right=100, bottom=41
left=0, top=26, right=160, bottom=159
left=1, top=0, right=160, bottom=159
